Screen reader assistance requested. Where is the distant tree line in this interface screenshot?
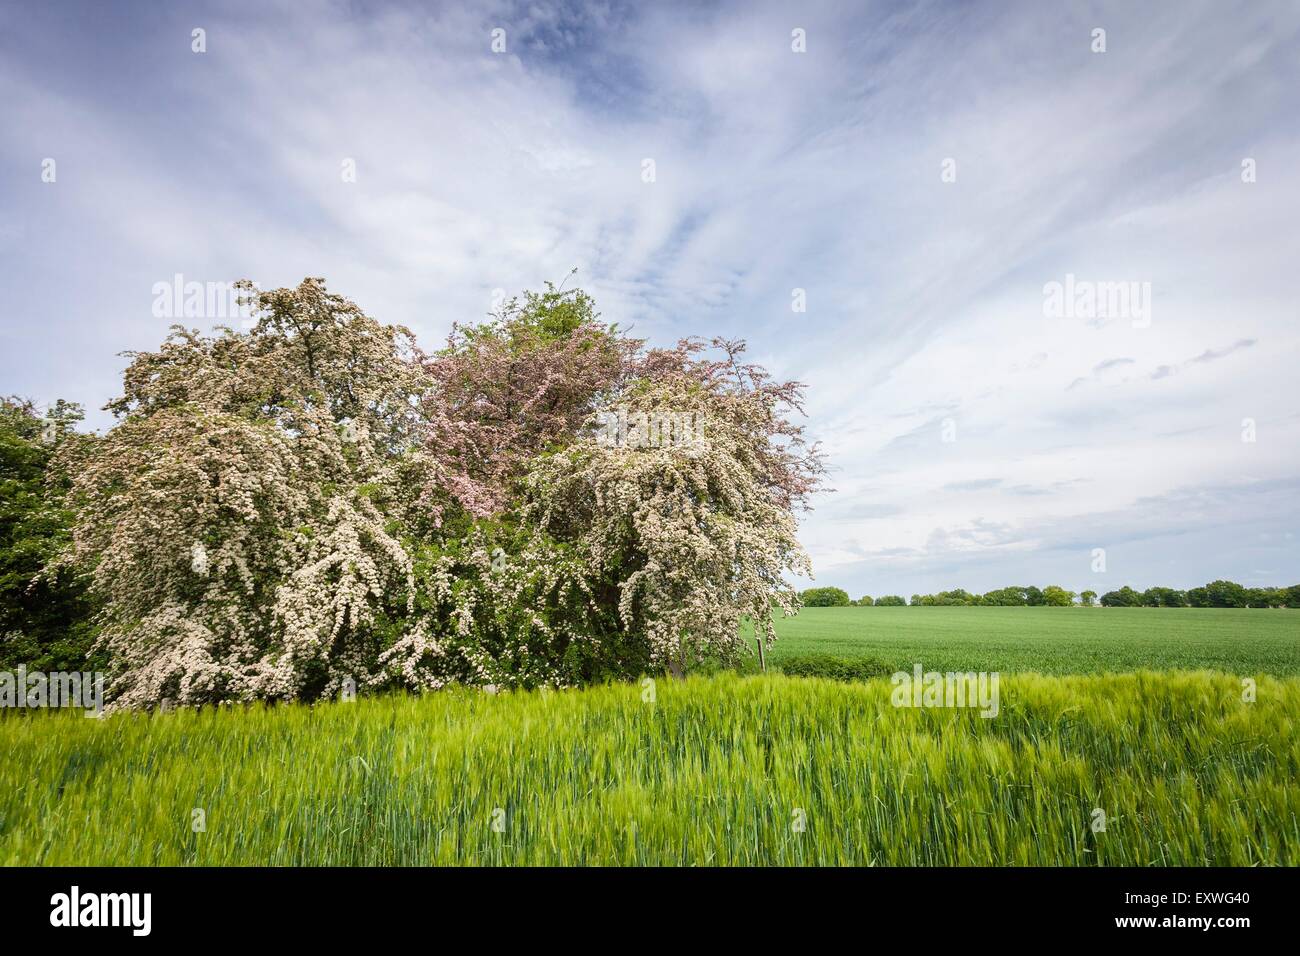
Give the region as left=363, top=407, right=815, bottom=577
left=800, top=581, right=1300, bottom=608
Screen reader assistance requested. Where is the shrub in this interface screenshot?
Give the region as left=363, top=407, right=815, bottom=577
left=799, top=586, right=851, bottom=607
left=777, top=653, right=892, bottom=682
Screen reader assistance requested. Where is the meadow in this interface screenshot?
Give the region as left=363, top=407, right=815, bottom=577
left=760, top=606, right=1300, bottom=675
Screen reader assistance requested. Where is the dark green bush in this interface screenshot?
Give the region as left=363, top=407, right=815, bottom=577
left=0, top=398, right=102, bottom=673
left=777, top=654, right=892, bottom=682
left=799, top=586, right=852, bottom=607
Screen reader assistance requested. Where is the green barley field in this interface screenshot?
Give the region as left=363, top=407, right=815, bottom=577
left=3, top=608, right=1298, bottom=866
left=761, top=606, right=1300, bottom=675
left=2, top=671, right=1298, bottom=866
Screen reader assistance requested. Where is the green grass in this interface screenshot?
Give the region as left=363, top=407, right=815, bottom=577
left=2, top=671, right=1297, bottom=865
left=755, top=607, right=1300, bottom=675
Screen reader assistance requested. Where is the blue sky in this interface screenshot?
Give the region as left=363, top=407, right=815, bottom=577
left=2, top=0, right=1299, bottom=596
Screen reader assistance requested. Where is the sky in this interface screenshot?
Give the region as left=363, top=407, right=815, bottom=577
left=2, top=0, right=1298, bottom=598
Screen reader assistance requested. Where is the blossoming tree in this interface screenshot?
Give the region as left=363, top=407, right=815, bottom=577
left=64, top=278, right=823, bottom=707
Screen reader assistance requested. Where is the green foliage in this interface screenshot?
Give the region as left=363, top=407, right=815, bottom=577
left=911, top=588, right=979, bottom=606
left=458, top=277, right=607, bottom=348
left=799, top=586, right=851, bottom=607
left=1246, top=587, right=1282, bottom=608
left=1040, top=585, right=1074, bottom=607
left=981, top=586, right=1028, bottom=606
left=776, top=653, right=891, bottom=681
left=1186, top=581, right=1263, bottom=608
left=1141, top=587, right=1186, bottom=607
left=855, top=595, right=874, bottom=606
left=874, top=595, right=907, bottom=606
left=0, top=398, right=101, bottom=672
left=1101, top=586, right=1142, bottom=607
left=1203, top=579, right=1249, bottom=608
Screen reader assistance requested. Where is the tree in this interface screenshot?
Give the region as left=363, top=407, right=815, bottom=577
left=982, top=586, right=1027, bottom=606
left=1079, top=590, right=1097, bottom=606
left=875, top=595, right=906, bottom=606
left=62, top=279, right=434, bottom=707
left=1100, top=586, right=1142, bottom=607
left=800, top=587, right=851, bottom=607
left=1041, top=585, right=1074, bottom=607
left=948, top=589, right=977, bottom=605
left=1144, top=587, right=1186, bottom=607
left=856, top=595, right=874, bottom=606
left=1245, top=587, right=1274, bottom=608
left=0, top=398, right=100, bottom=672
left=418, top=282, right=633, bottom=520
left=910, top=590, right=976, bottom=605
left=1023, top=585, right=1045, bottom=606
left=1203, top=580, right=1248, bottom=608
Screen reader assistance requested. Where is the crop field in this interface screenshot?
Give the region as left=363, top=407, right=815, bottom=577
left=2, top=671, right=1297, bottom=866
left=6, top=608, right=1297, bottom=867
left=758, top=607, right=1300, bottom=675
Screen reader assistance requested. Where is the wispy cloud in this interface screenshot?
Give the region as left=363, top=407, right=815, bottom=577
left=1190, top=338, right=1257, bottom=364
left=1149, top=337, right=1257, bottom=379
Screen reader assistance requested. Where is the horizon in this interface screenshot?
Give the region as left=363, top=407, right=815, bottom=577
left=799, top=579, right=1298, bottom=602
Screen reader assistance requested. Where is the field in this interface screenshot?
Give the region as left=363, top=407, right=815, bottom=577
left=4, top=607, right=1298, bottom=866
left=760, top=606, right=1300, bottom=675
left=2, top=672, right=1297, bottom=866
